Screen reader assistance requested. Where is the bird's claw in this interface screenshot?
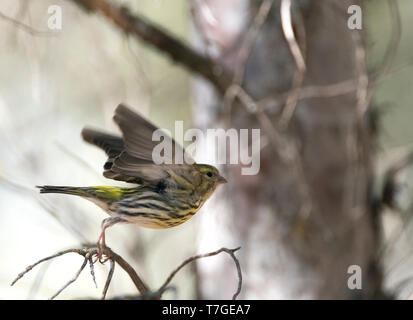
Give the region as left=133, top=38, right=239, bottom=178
left=92, top=243, right=110, bottom=264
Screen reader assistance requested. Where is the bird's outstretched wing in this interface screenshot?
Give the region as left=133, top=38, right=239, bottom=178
left=81, top=128, right=124, bottom=170
left=82, top=104, right=196, bottom=186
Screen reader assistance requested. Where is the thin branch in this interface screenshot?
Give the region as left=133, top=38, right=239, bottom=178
left=258, top=78, right=358, bottom=113
left=69, top=0, right=232, bottom=93
left=11, top=248, right=82, bottom=286
left=87, top=253, right=97, bottom=288
left=27, top=260, right=52, bottom=299
left=224, top=84, right=258, bottom=115
left=102, top=260, right=115, bottom=300
left=0, top=10, right=56, bottom=37
left=264, top=0, right=401, bottom=119
left=259, top=53, right=413, bottom=113
left=278, top=0, right=307, bottom=128
left=11, top=245, right=242, bottom=300
left=158, top=247, right=242, bottom=300
left=222, top=84, right=298, bottom=166
left=105, top=247, right=149, bottom=294
left=233, top=0, right=274, bottom=85
left=11, top=246, right=149, bottom=298
left=280, top=0, right=306, bottom=72
left=223, top=0, right=274, bottom=126
left=228, top=86, right=315, bottom=234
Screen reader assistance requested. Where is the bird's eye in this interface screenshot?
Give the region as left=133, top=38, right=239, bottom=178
left=206, top=171, right=213, bottom=177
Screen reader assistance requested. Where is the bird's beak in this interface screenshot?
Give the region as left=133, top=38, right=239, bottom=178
left=218, top=176, right=227, bottom=185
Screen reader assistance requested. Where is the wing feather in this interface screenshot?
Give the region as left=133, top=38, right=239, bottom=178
left=82, top=104, right=196, bottom=186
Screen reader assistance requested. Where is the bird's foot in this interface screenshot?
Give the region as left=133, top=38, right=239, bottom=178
left=93, top=241, right=110, bottom=264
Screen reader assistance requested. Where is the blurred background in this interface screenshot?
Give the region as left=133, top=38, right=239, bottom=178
left=1, top=0, right=413, bottom=299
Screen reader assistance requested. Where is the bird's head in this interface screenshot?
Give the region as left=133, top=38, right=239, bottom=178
left=195, top=164, right=227, bottom=198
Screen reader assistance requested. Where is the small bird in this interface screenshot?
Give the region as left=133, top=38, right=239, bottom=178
left=38, top=104, right=226, bottom=258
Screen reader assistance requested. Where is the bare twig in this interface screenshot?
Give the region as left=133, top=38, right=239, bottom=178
left=11, top=246, right=149, bottom=299
left=50, top=257, right=88, bottom=300
left=224, top=84, right=258, bottom=114
left=105, top=247, right=149, bottom=294
left=102, top=259, right=115, bottom=300
left=259, top=52, right=413, bottom=114
left=233, top=0, right=274, bottom=85
left=222, top=84, right=292, bottom=164
left=278, top=0, right=307, bottom=128
left=261, top=0, right=401, bottom=118
left=221, top=72, right=314, bottom=224
left=87, top=253, right=97, bottom=288
left=0, top=10, right=56, bottom=37
left=258, top=79, right=357, bottom=113
left=11, top=248, right=81, bottom=286
left=280, top=0, right=306, bottom=72
left=12, top=245, right=242, bottom=300
left=223, top=0, right=274, bottom=126
left=69, top=0, right=232, bottom=93
left=158, top=247, right=242, bottom=300
left=27, top=260, right=52, bottom=299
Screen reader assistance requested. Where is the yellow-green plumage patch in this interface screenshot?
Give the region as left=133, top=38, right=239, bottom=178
left=92, top=186, right=124, bottom=201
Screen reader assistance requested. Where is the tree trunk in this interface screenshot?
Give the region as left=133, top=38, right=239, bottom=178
left=195, top=0, right=382, bottom=299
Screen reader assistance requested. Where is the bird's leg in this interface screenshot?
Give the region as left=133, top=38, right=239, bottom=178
left=96, top=230, right=106, bottom=262
left=96, top=216, right=124, bottom=263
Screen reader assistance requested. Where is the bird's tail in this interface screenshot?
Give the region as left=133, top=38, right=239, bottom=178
left=37, top=185, right=127, bottom=205
left=36, top=185, right=90, bottom=197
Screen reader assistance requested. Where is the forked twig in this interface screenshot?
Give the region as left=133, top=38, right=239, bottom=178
left=11, top=246, right=149, bottom=299
left=11, top=245, right=242, bottom=300
left=158, top=247, right=242, bottom=300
